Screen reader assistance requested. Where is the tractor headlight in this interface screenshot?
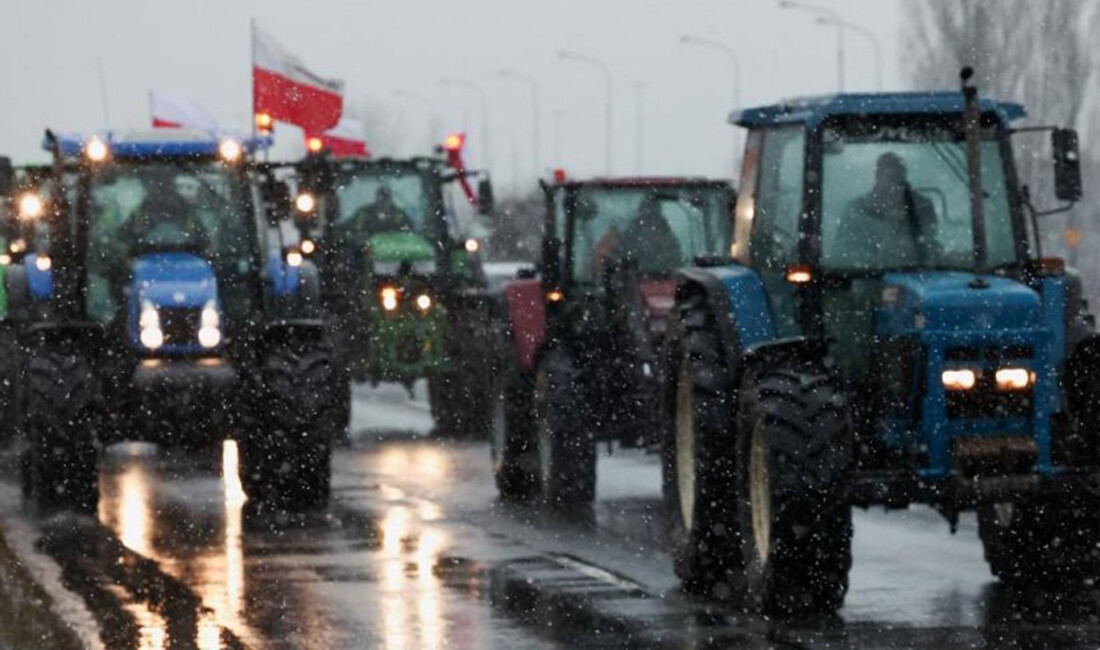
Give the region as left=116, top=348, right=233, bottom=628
left=85, top=137, right=109, bottom=163
left=18, top=193, right=44, bottom=220
left=380, top=286, right=399, bottom=311
left=198, top=300, right=221, bottom=349
left=294, top=193, right=316, bottom=214
left=415, top=293, right=432, bottom=311
left=285, top=249, right=303, bottom=268
left=942, top=368, right=977, bottom=391
left=219, top=139, right=243, bottom=162
left=995, top=367, right=1034, bottom=391
left=300, top=238, right=316, bottom=255
left=139, top=301, right=163, bottom=350
left=34, top=255, right=51, bottom=271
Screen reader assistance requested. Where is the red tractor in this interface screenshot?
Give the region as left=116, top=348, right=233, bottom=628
left=490, top=176, right=735, bottom=504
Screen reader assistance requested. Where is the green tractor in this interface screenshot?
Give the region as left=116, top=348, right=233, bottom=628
left=292, top=146, right=496, bottom=435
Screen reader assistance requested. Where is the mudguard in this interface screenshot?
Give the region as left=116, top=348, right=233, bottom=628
left=676, top=264, right=827, bottom=378
left=501, top=278, right=544, bottom=374
left=25, top=254, right=52, bottom=300
left=266, top=250, right=302, bottom=296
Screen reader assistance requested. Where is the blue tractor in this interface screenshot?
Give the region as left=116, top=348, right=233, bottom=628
left=15, top=129, right=342, bottom=511
left=664, top=70, right=1097, bottom=615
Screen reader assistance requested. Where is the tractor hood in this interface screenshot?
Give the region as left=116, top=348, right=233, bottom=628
left=128, top=252, right=220, bottom=353
left=367, top=232, right=435, bottom=264
left=878, top=271, right=1042, bottom=334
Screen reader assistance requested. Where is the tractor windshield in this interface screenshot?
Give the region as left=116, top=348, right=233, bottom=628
left=328, top=167, right=442, bottom=251
left=85, top=161, right=255, bottom=323
left=820, top=120, right=1018, bottom=272
left=570, top=184, right=732, bottom=284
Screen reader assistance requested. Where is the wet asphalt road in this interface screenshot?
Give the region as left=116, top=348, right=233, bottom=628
left=4, top=381, right=1100, bottom=649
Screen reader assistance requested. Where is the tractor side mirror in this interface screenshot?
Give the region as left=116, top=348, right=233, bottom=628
left=1053, top=128, right=1082, bottom=203
left=542, top=236, right=562, bottom=285
left=263, top=180, right=292, bottom=226
left=0, top=157, right=12, bottom=198
left=477, top=178, right=495, bottom=215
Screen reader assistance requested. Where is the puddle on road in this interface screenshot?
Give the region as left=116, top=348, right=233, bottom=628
left=81, top=439, right=555, bottom=650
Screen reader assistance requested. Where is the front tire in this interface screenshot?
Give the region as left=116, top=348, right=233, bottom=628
left=533, top=348, right=595, bottom=506
left=663, top=294, right=742, bottom=598
left=979, top=495, right=1100, bottom=585
left=242, top=341, right=336, bottom=510
left=734, top=367, right=853, bottom=616
left=21, top=349, right=100, bottom=513
left=490, top=342, right=539, bottom=501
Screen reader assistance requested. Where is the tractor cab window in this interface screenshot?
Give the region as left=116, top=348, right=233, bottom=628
left=570, top=184, right=731, bottom=284
left=86, top=162, right=254, bottom=323
left=820, top=120, right=1017, bottom=272
left=330, top=168, right=439, bottom=244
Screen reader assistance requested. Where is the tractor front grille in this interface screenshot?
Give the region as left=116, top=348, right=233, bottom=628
left=160, top=307, right=202, bottom=345
left=943, top=345, right=1034, bottom=419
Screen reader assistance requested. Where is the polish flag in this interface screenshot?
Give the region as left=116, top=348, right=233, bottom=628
left=308, top=116, right=368, bottom=157
left=149, top=90, right=219, bottom=130
left=252, top=25, right=344, bottom=133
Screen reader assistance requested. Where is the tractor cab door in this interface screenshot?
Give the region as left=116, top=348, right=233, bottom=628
left=742, top=126, right=806, bottom=338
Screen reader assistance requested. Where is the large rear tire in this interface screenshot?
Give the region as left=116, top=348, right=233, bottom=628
left=490, top=333, right=539, bottom=501
left=21, top=349, right=100, bottom=513
left=241, top=341, right=336, bottom=511
left=734, top=366, right=853, bottom=616
left=533, top=348, right=595, bottom=506
left=662, top=294, right=742, bottom=598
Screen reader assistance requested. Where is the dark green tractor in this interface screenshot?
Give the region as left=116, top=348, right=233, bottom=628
left=293, top=153, right=496, bottom=436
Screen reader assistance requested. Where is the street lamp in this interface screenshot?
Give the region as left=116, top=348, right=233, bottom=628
left=497, top=69, right=541, bottom=180
left=778, top=0, right=845, bottom=91
left=559, top=50, right=613, bottom=174
left=394, top=91, right=438, bottom=148
left=815, top=16, right=882, bottom=91
left=440, top=77, right=491, bottom=168
left=679, top=34, right=741, bottom=109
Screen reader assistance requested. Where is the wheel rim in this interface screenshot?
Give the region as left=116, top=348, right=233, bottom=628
left=535, top=369, right=553, bottom=490
left=490, top=390, right=507, bottom=471
left=749, top=420, right=772, bottom=564
left=675, top=355, right=696, bottom=531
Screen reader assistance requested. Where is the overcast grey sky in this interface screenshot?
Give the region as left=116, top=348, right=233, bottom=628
left=1, top=0, right=905, bottom=190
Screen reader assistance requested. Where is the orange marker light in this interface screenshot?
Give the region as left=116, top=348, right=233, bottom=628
left=443, top=133, right=464, bottom=152
left=306, top=136, right=323, bottom=153
left=255, top=112, right=274, bottom=134
left=546, top=290, right=564, bottom=303
left=785, top=265, right=813, bottom=284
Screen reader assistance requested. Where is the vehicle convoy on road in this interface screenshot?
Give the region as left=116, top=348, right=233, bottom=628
left=490, top=175, right=735, bottom=503
left=14, top=129, right=343, bottom=512
left=290, top=138, right=497, bottom=436
left=662, top=69, right=1099, bottom=615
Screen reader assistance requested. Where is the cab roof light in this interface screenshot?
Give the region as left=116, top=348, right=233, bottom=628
left=785, top=264, right=813, bottom=284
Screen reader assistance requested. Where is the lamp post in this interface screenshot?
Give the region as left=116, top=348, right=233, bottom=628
left=815, top=16, right=882, bottom=91
left=497, top=69, right=541, bottom=180
left=779, top=0, right=845, bottom=91
left=559, top=50, right=613, bottom=174
left=440, top=77, right=491, bottom=168
left=394, top=91, right=437, bottom=149
left=679, top=35, right=741, bottom=109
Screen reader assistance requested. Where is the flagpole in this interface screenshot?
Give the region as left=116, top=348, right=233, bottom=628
left=250, top=18, right=256, bottom=144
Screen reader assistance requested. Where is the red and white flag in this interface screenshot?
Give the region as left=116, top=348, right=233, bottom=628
left=252, top=25, right=344, bottom=133
left=309, top=116, right=368, bottom=157
left=149, top=90, right=219, bottom=130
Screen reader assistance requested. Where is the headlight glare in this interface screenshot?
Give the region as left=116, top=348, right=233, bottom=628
left=942, top=368, right=977, bottom=391
left=380, top=286, right=399, bottom=311
left=415, top=294, right=432, bottom=311
left=995, top=367, right=1034, bottom=391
